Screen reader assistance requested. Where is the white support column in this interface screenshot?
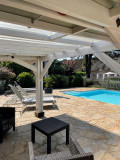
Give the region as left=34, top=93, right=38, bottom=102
left=35, top=57, right=44, bottom=117
left=44, top=61, right=49, bottom=78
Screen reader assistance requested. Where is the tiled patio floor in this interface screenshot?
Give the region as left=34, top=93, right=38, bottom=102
left=0, top=87, right=120, bottom=160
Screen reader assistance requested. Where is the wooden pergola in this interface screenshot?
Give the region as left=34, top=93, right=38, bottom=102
left=0, top=0, right=120, bottom=117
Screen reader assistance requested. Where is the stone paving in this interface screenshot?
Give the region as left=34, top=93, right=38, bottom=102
left=0, top=87, right=120, bottom=160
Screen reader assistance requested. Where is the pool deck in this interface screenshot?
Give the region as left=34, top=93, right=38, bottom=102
left=0, top=87, right=120, bottom=160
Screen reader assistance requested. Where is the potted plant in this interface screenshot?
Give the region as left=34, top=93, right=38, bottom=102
left=44, top=77, right=54, bottom=94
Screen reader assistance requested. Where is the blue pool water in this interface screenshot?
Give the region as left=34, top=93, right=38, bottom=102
left=62, top=89, right=120, bottom=105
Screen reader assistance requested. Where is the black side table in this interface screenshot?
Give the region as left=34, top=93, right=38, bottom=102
left=31, top=117, right=69, bottom=154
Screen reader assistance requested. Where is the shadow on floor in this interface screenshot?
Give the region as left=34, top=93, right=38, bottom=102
left=54, top=95, right=70, bottom=99
left=44, top=104, right=59, bottom=110
left=0, top=113, right=120, bottom=160
left=24, top=104, right=59, bottom=111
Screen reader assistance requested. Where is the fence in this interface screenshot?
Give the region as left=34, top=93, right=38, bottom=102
left=99, top=79, right=120, bottom=89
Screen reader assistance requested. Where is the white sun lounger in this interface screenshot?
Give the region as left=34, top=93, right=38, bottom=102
left=14, top=81, right=52, bottom=97
left=14, top=81, right=36, bottom=96
left=14, top=81, right=36, bottom=94
left=8, top=84, right=56, bottom=106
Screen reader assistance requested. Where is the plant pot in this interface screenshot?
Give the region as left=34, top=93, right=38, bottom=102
left=44, top=88, right=53, bottom=94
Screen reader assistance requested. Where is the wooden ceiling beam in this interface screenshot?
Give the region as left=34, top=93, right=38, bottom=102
left=24, top=0, right=112, bottom=27
left=0, top=11, right=72, bottom=34
left=105, top=28, right=120, bottom=49
left=0, top=0, right=106, bottom=33
left=110, top=6, right=120, bottom=17
left=0, top=26, right=92, bottom=46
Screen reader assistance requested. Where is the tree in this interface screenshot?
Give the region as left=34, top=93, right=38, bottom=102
left=85, top=54, right=92, bottom=78
left=48, top=60, right=64, bottom=75
left=62, top=59, right=77, bottom=76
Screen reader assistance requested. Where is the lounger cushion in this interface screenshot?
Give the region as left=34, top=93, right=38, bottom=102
left=22, top=97, right=55, bottom=104
left=22, top=98, right=36, bottom=104
left=43, top=97, right=55, bottom=103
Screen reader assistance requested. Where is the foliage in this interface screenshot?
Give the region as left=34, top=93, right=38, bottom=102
left=81, top=56, right=86, bottom=71
left=50, top=74, right=83, bottom=88
left=0, top=61, right=30, bottom=76
left=0, top=67, right=16, bottom=91
left=17, top=72, right=35, bottom=88
left=48, top=60, right=64, bottom=75
left=0, top=67, right=16, bottom=80
left=74, top=71, right=86, bottom=77
left=108, top=77, right=120, bottom=80
left=86, top=79, right=93, bottom=86
left=62, top=60, right=77, bottom=76
left=51, top=75, right=69, bottom=88
left=44, top=77, right=54, bottom=88
left=48, top=61, right=85, bottom=88
left=48, top=59, right=85, bottom=77
left=69, top=74, right=83, bottom=87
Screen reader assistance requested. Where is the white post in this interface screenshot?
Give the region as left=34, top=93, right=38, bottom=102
left=96, top=74, right=99, bottom=79
left=35, top=57, right=44, bottom=117
left=103, top=74, right=105, bottom=79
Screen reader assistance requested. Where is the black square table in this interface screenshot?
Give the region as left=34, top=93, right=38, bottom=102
left=31, top=117, right=69, bottom=154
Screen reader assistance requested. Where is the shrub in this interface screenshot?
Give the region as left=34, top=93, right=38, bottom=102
left=51, top=75, right=69, bottom=88
left=74, top=71, right=86, bottom=77
left=17, top=72, right=35, bottom=88
left=0, top=67, right=16, bottom=80
left=69, top=74, right=83, bottom=87
left=86, top=78, right=93, bottom=86
left=0, top=67, right=16, bottom=91
left=0, top=61, right=30, bottom=76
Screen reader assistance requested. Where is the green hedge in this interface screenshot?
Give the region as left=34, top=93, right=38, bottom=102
left=17, top=72, right=35, bottom=88
left=86, top=79, right=93, bottom=86
left=50, top=74, right=83, bottom=88
left=16, top=71, right=84, bottom=89
left=74, top=71, right=86, bottom=77
left=69, top=75, right=83, bottom=87
left=50, top=75, right=69, bottom=88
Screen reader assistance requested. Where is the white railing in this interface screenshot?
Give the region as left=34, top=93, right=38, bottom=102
left=99, top=79, right=120, bottom=89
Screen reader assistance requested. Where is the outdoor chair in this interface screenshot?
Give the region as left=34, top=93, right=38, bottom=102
left=28, top=137, right=94, bottom=160
left=8, top=84, right=56, bottom=106
left=14, top=81, right=36, bottom=95
left=0, top=107, right=15, bottom=143
left=14, top=81, right=52, bottom=97
left=15, top=82, right=28, bottom=96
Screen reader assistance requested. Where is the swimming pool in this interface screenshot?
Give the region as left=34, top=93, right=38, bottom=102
left=62, top=89, right=120, bottom=105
